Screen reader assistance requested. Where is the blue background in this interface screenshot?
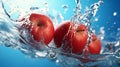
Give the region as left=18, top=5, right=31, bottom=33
left=0, top=0, right=120, bottom=67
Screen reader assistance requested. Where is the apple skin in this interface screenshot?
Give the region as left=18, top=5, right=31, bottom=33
left=54, top=22, right=71, bottom=47
left=29, top=13, right=54, bottom=45
left=54, top=22, right=88, bottom=54
left=88, top=34, right=102, bottom=54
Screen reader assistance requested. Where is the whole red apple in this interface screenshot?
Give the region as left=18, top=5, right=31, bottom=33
left=54, top=22, right=88, bottom=54
left=29, top=13, right=54, bottom=45
left=88, top=34, right=102, bottom=54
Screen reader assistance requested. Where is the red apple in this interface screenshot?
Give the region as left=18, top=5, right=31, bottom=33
left=29, top=13, right=54, bottom=45
left=54, top=22, right=72, bottom=47
left=54, top=22, right=88, bottom=54
left=88, top=34, right=102, bottom=54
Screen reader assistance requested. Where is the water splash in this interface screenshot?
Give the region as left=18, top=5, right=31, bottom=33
left=0, top=0, right=120, bottom=67
left=62, top=4, right=69, bottom=14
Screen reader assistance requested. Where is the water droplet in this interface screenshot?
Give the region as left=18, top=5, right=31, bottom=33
left=56, top=59, right=59, bottom=63
left=57, top=13, right=64, bottom=21
left=113, top=12, right=117, bottom=16
left=30, top=7, right=39, bottom=10
left=75, top=0, right=80, bottom=4
left=95, top=18, right=98, bottom=22
left=115, top=41, right=120, bottom=47
left=113, top=22, right=116, bottom=24
left=44, top=0, right=48, bottom=7
left=99, top=27, right=105, bottom=40
left=117, top=28, right=120, bottom=31
left=62, top=5, right=68, bottom=9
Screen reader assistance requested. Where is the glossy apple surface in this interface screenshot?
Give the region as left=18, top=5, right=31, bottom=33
left=54, top=22, right=88, bottom=54
left=88, top=34, right=102, bottom=54
left=29, top=13, right=54, bottom=45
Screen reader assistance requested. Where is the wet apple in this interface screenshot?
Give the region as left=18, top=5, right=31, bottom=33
left=29, top=13, right=54, bottom=45
left=88, top=34, right=102, bottom=54
left=54, top=22, right=88, bottom=54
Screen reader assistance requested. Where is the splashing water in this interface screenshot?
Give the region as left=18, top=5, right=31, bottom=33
left=0, top=0, right=120, bottom=67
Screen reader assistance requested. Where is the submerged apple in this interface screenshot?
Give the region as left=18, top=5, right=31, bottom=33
left=54, top=21, right=102, bottom=54
left=54, top=22, right=88, bottom=54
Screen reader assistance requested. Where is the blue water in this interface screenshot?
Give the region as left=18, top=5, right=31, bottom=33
left=0, top=46, right=58, bottom=67
left=0, top=0, right=120, bottom=67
